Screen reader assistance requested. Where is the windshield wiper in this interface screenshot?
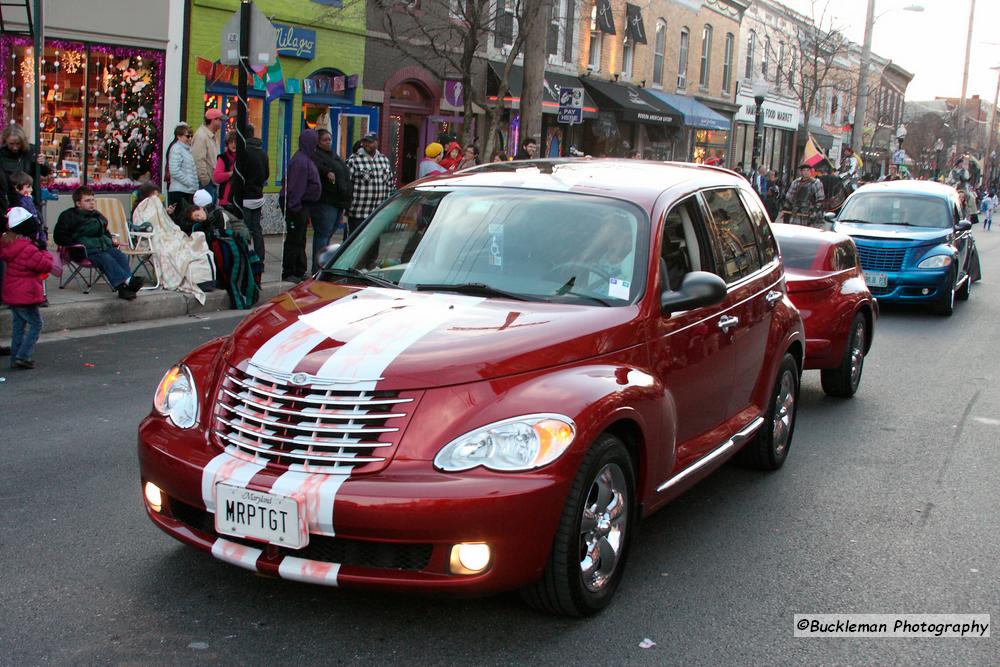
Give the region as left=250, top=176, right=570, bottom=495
left=837, top=218, right=874, bottom=224
left=413, top=282, right=530, bottom=301
left=839, top=218, right=910, bottom=226
left=318, top=267, right=401, bottom=289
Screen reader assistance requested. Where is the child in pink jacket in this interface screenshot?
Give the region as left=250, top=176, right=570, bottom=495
left=1, top=207, right=54, bottom=369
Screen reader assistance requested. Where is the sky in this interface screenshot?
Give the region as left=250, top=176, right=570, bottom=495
left=779, top=0, right=1000, bottom=102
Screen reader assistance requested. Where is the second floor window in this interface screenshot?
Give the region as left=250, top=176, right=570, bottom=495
left=722, top=32, right=734, bottom=93
left=494, top=0, right=515, bottom=48
left=623, top=37, right=634, bottom=80
left=589, top=5, right=603, bottom=70
left=653, top=20, right=666, bottom=86
left=699, top=24, right=713, bottom=89
left=776, top=42, right=785, bottom=90
left=678, top=28, right=690, bottom=90
left=745, top=30, right=756, bottom=80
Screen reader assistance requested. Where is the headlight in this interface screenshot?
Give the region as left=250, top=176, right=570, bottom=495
left=917, top=255, right=952, bottom=269
left=433, top=414, right=576, bottom=472
left=153, top=364, right=198, bottom=429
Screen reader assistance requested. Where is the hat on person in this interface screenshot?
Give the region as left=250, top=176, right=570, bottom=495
left=362, top=132, right=378, bottom=142
left=798, top=161, right=813, bottom=169
left=6, top=206, right=33, bottom=229
left=424, top=142, right=444, bottom=159
left=193, top=189, right=213, bottom=207
left=205, top=108, right=226, bottom=121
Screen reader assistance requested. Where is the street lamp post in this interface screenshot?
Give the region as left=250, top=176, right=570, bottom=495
left=851, top=2, right=924, bottom=155
left=751, top=79, right=769, bottom=173
left=956, top=0, right=976, bottom=154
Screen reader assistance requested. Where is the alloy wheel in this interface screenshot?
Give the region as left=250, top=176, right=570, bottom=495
left=773, top=370, right=796, bottom=457
left=579, top=463, right=628, bottom=593
left=849, top=321, right=866, bottom=390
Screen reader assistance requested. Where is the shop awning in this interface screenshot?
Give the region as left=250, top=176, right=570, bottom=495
left=581, top=78, right=681, bottom=125
left=487, top=62, right=598, bottom=118
left=644, top=90, right=730, bottom=131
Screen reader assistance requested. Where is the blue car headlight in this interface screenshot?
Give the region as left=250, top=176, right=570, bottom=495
left=917, top=255, right=952, bottom=269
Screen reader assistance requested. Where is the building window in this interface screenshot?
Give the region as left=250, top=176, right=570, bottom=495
left=494, top=0, right=515, bottom=48
left=745, top=30, right=756, bottom=80
left=762, top=36, right=770, bottom=78
left=547, top=2, right=560, bottom=57
left=622, top=37, right=634, bottom=80
left=699, top=24, right=713, bottom=89
left=588, top=5, right=603, bottom=70
left=722, top=32, right=734, bottom=93
left=776, top=41, right=784, bottom=90
left=449, top=0, right=466, bottom=21
left=653, top=20, right=666, bottom=87
left=678, top=28, right=690, bottom=90
left=831, top=94, right=839, bottom=122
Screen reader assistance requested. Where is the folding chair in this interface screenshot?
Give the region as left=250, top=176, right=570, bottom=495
left=97, top=196, right=158, bottom=289
left=57, top=244, right=113, bottom=294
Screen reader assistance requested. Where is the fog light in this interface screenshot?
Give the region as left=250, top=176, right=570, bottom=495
left=922, top=288, right=930, bottom=295
left=450, top=543, right=491, bottom=574
left=144, top=482, right=163, bottom=512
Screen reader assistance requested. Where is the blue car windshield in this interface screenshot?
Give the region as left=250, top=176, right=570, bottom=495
left=839, top=194, right=952, bottom=229
left=329, top=187, right=650, bottom=306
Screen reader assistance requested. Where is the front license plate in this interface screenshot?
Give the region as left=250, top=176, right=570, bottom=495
left=864, top=271, right=888, bottom=288
left=214, top=483, right=306, bottom=549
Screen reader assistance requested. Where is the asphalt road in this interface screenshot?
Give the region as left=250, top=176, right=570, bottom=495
left=2, top=231, right=999, bottom=666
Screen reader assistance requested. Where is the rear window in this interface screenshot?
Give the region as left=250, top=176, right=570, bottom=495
left=776, top=235, right=819, bottom=269
left=832, top=242, right=858, bottom=271
left=839, top=193, right=951, bottom=228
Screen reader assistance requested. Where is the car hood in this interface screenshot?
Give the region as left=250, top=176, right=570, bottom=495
left=835, top=221, right=950, bottom=244
left=224, top=281, right=644, bottom=390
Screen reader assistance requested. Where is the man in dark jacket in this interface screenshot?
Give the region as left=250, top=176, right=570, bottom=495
left=229, top=124, right=269, bottom=265
left=53, top=186, right=143, bottom=300
left=278, top=129, right=322, bottom=281
left=309, top=129, right=352, bottom=272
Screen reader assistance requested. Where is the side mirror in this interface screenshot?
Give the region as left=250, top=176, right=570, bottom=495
left=956, top=220, right=972, bottom=232
left=317, top=243, right=342, bottom=268
left=824, top=212, right=837, bottom=222
left=661, top=271, right=728, bottom=315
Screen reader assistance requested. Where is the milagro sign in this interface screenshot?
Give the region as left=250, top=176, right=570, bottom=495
left=735, top=93, right=800, bottom=131
left=274, top=23, right=316, bottom=60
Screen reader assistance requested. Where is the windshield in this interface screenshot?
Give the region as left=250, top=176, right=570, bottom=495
left=328, top=187, right=649, bottom=305
left=838, top=193, right=951, bottom=229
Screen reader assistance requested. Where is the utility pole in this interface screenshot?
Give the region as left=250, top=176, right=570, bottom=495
left=233, top=0, right=250, bottom=218
left=851, top=0, right=875, bottom=155
left=956, top=0, right=975, bottom=154
left=32, top=0, right=44, bottom=205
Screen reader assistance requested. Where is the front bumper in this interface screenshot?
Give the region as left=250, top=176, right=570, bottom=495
left=863, top=268, right=949, bottom=303
left=138, top=417, right=573, bottom=595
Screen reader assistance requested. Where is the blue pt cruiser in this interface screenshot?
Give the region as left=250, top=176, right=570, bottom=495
left=830, top=181, right=981, bottom=316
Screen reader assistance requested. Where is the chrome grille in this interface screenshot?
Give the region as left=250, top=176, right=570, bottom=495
left=855, top=244, right=907, bottom=272
left=214, top=366, right=416, bottom=473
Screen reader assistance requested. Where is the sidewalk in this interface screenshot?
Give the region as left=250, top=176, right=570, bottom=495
left=1, top=234, right=304, bottom=338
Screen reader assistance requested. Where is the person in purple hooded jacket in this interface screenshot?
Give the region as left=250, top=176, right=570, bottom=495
left=279, top=129, right=322, bottom=282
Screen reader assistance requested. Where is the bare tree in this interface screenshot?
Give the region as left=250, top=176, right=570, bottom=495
left=770, top=1, right=849, bottom=139
left=327, top=0, right=544, bottom=159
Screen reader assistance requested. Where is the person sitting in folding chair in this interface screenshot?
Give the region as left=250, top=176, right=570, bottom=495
left=53, top=186, right=144, bottom=300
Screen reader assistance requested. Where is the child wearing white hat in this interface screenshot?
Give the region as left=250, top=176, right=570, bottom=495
left=1, top=207, right=54, bottom=369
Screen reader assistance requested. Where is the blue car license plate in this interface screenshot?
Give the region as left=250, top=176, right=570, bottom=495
left=864, top=271, right=888, bottom=288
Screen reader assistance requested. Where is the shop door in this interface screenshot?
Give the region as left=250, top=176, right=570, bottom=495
left=402, top=122, right=420, bottom=184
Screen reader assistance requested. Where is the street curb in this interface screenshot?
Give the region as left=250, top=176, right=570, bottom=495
left=1, top=281, right=293, bottom=337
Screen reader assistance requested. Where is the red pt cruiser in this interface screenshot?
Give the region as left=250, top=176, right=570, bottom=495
left=139, top=160, right=805, bottom=616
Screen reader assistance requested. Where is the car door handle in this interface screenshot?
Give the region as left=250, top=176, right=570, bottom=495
left=718, top=315, right=740, bottom=332
left=766, top=290, right=783, bottom=306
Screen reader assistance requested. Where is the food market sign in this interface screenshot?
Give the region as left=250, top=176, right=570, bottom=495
left=735, top=92, right=800, bottom=131
left=274, top=24, right=316, bottom=60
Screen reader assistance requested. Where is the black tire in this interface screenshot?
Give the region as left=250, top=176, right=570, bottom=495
left=821, top=313, right=867, bottom=398
left=521, top=434, right=636, bottom=617
left=956, top=271, right=972, bottom=301
left=932, top=269, right=956, bottom=316
left=736, top=353, right=799, bottom=470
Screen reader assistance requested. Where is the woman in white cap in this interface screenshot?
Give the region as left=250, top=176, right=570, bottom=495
left=1, top=207, right=54, bottom=369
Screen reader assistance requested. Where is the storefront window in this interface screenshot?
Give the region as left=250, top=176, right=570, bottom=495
left=692, top=129, right=729, bottom=164
left=0, top=36, right=163, bottom=192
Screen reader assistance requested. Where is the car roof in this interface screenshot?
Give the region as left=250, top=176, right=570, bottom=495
left=771, top=222, right=852, bottom=248
left=852, top=179, right=957, bottom=201
left=410, top=158, right=750, bottom=210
